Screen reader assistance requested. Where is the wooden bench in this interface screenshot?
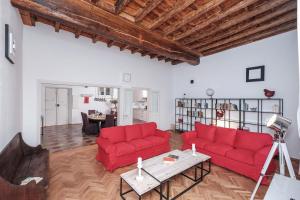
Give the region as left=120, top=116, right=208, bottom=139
left=0, top=132, right=49, bottom=200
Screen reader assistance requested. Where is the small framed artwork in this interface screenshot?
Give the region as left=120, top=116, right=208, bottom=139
left=5, top=24, right=16, bottom=64
left=246, top=66, right=265, bottom=82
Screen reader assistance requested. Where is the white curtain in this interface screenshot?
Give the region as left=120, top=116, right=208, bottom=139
left=298, top=0, right=300, bottom=139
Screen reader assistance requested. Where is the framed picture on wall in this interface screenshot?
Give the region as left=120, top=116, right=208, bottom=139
left=5, top=24, right=16, bottom=64
left=246, top=66, right=265, bottom=82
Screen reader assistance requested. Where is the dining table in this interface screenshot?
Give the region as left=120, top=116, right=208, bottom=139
left=88, top=114, right=117, bottom=130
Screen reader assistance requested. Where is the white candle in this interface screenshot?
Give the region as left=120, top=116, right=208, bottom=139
left=192, top=144, right=196, bottom=156
left=136, top=157, right=143, bottom=181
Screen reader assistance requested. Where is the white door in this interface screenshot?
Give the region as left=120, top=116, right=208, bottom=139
left=56, top=89, right=69, bottom=125
left=149, top=91, right=160, bottom=125
left=120, top=88, right=133, bottom=125
left=45, top=88, right=69, bottom=126
left=45, top=88, right=57, bottom=126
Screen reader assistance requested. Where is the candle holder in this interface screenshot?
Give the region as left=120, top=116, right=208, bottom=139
left=192, top=144, right=197, bottom=156
left=136, top=157, right=144, bottom=181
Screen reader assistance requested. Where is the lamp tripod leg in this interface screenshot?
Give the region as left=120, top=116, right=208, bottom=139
left=281, top=142, right=296, bottom=179
left=279, top=142, right=285, bottom=175
left=250, top=142, right=279, bottom=200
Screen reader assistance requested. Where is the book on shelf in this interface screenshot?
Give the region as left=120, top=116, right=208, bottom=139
left=163, top=154, right=179, bottom=164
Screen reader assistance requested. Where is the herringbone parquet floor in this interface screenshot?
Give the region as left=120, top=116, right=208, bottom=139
left=47, top=132, right=273, bottom=200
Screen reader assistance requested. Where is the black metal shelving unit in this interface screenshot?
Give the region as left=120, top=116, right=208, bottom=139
left=175, top=98, right=283, bottom=133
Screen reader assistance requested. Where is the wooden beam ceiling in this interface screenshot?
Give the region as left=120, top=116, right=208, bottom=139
left=12, top=0, right=296, bottom=65
left=12, top=0, right=199, bottom=65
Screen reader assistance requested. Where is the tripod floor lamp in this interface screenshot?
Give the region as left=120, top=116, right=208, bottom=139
left=250, top=114, right=296, bottom=200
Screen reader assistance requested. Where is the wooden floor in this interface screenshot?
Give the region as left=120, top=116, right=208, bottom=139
left=47, top=131, right=275, bottom=200
left=42, top=124, right=96, bottom=153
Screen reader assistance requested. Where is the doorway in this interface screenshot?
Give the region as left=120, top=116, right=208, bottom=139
left=132, top=88, right=149, bottom=124
left=45, top=87, right=70, bottom=126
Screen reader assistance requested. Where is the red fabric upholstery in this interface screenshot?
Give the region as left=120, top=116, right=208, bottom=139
left=226, top=149, right=254, bottom=165
left=205, top=143, right=233, bottom=156
left=215, top=127, right=236, bottom=146
left=195, top=122, right=216, bottom=141
left=129, top=139, right=153, bottom=151
left=101, top=126, right=125, bottom=143
left=114, top=142, right=135, bottom=156
left=144, top=136, right=166, bottom=146
left=141, top=122, right=157, bottom=137
left=186, top=138, right=213, bottom=149
left=125, top=124, right=142, bottom=141
left=96, top=123, right=170, bottom=171
left=181, top=124, right=276, bottom=185
left=235, top=130, right=273, bottom=151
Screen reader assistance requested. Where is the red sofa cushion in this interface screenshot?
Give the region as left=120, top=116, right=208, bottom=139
left=215, top=127, right=236, bottom=146
left=226, top=149, right=254, bottom=165
left=144, top=136, right=166, bottom=146
left=114, top=142, right=135, bottom=156
left=235, top=130, right=273, bottom=151
left=125, top=124, right=142, bottom=141
left=186, top=138, right=213, bottom=149
left=205, top=143, right=233, bottom=156
left=101, top=126, right=125, bottom=143
left=195, top=122, right=216, bottom=142
left=129, top=139, right=153, bottom=151
left=141, top=122, right=157, bottom=137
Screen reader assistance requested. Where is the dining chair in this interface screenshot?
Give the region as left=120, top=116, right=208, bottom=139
left=88, top=110, right=96, bottom=115
left=101, top=114, right=115, bottom=128
left=81, top=112, right=99, bottom=135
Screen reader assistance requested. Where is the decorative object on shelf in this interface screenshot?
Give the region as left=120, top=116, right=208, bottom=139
left=216, top=110, right=225, bottom=119
left=243, top=102, right=249, bottom=111
left=187, top=110, right=192, bottom=116
left=136, top=157, right=143, bottom=181
left=242, top=126, right=250, bottom=131
left=192, top=144, right=196, bottom=156
left=197, top=102, right=201, bottom=108
left=94, top=97, right=106, bottom=102
left=250, top=107, right=257, bottom=111
left=5, top=24, right=16, bottom=64
left=177, top=101, right=184, bottom=107
left=204, top=102, right=208, bottom=109
left=246, top=66, right=265, bottom=82
left=178, top=118, right=183, bottom=123
left=206, top=88, right=215, bottom=98
left=264, top=89, right=275, bottom=98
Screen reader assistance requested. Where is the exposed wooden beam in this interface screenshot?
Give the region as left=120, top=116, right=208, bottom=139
left=115, top=0, right=132, bottom=14
left=131, top=48, right=139, bottom=54
left=135, top=0, right=163, bottom=22
left=149, top=0, right=196, bottom=30
left=19, top=9, right=36, bottom=26
left=75, top=30, right=81, bottom=38
left=203, top=20, right=296, bottom=56
left=165, top=58, right=172, bottom=63
left=140, top=51, right=147, bottom=57
left=171, top=60, right=183, bottom=65
left=90, top=0, right=99, bottom=4
left=54, top=22, right=60, bottom=32
left=157, top=56, right=165, bottom=61
left=190, top=1, right=296, bottom=49
left=11, top=0, right=199, bottom=65
left=107, top=40, right=114, bottom=47
left=198, top=12, right=296, bottom=52
left=149, top=54, right=157, bottom=59
left=119, top=44, right=128, bottom=51
left=182, top=0, right=293, bottom=45
left=173, top=0, right=258, bottom=41
left=92, top=34, right=98, bottom=43
left=163, top=0, right=227, bottom=36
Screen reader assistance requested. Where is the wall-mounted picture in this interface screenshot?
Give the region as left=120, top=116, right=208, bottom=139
left=246, top=65, right=265, bottom=82
left=5, top=24, right=16, bottom=64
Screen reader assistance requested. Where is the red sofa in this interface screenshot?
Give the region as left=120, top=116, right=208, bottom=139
left=96, top=122, right=170, bottom=171
left=182, top=122, right=276, bottom=185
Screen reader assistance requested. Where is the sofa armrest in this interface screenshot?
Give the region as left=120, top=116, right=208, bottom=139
left=254, top=145, right=276, bottom=166
left=96, top=137, right=115, bottom=154
left=0, top=176, right=46, bottom=200
left=19, top=133, right=44, bottom=156
left=181, top=131, right=197, bottom=144
left=155, top=129, right=170, bottom=140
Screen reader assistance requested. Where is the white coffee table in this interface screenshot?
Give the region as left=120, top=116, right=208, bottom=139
left=120, top=149, right=211, bottom=200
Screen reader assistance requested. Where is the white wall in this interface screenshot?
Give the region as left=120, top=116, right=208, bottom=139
left=22, top=23, right=173, bottom=146
left=0, top=1, right=23, bottom=151
left=172, top=30, right=300, bottom=159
